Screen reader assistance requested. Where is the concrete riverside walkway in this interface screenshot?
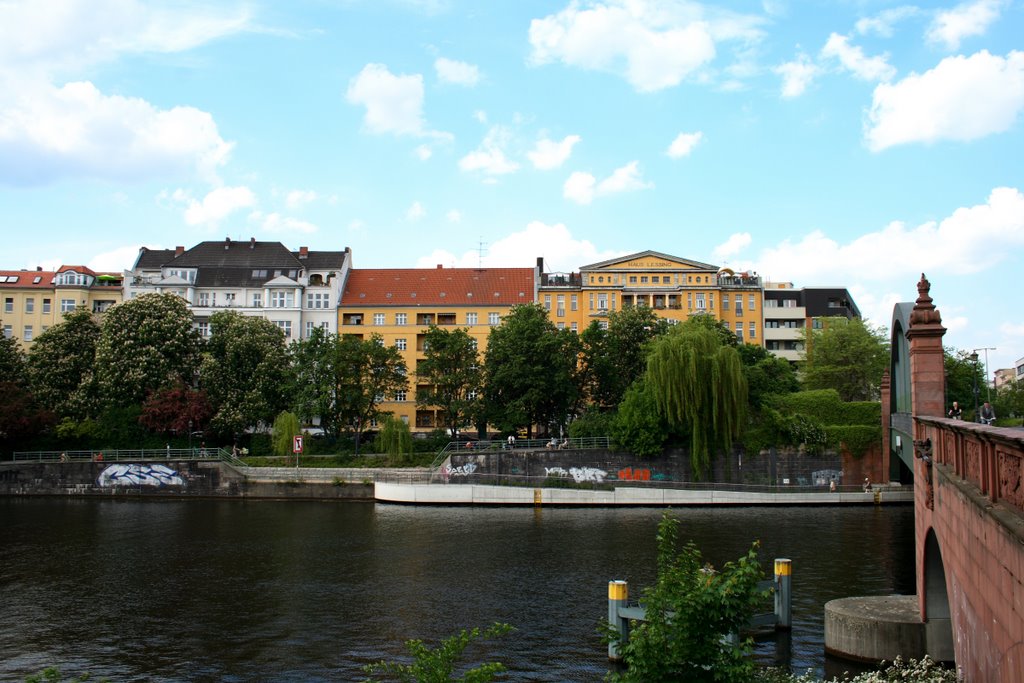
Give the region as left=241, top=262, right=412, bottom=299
left=375, top=482, right=913, bottom=506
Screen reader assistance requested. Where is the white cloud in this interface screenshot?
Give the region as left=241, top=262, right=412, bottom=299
left=286, top=190, right=318, bottom=209
left=855, top=7, right=920, bottom=38
left=528, top=0, right=763, bottom=92
left=473, top=110, right=487, bottom=124
left=820, top=33, right=895, bottom=82
left=406, top=201, right=426, bottom=221
left=927, top=0, right=1005, bottom=51
left=458, top=126, right=520, bottom=175
left=666, top=131, right=703, bottom=158
left=712, top=232, right=751, bottom=260
left=252, top=211, right=318, bottom=235
left=774, top=53, right=821, bottom=97
left=173, top=186, right=256, bottom=226
left=749, top=187, right=1024, bottom=288
left=563, top=161, right=652, bottom=204
left=434, top=57, right=481, bottom=86
left=1000, top=322, right=1024, bottom=337
left=0, top=80, right=233, bottom=186
left=415, top=144, right=432, bottom=160
left=414, top=221, right=624, bottom=268
left=527, top=134, right=581, bottom=170
left=865, top=50, right=1024, bottom=151
left=88, top=244, right=150, bottom=272
left=0, top=0, right=251, bottom=79
left=446, top=209, right=462, bottom=223
left=346, top=63, right=449, bottom=139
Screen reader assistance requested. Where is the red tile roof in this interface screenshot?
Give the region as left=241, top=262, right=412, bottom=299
left=0, top=270, right=55, bottom=288
left=341, top=267, right=535, bottom=306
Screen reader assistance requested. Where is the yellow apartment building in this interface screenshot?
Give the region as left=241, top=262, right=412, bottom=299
left=0, top=266, right=122, bottom=349
left=338, top=264, right=538, bottom=431
left=537, top=250, right=765, bottom=344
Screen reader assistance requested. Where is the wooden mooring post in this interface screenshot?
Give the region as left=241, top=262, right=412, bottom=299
left=607, top=558, right=792, bottom=661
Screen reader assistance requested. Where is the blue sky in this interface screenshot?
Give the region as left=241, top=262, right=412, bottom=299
left=2, top=0, right=1023, bottom=374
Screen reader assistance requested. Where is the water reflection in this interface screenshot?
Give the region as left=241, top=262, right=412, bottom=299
left=0, top=500, right=914, bottom=681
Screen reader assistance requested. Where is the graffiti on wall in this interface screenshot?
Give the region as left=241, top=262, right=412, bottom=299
left=97, top=464, right=185, bottom=488
left=616, top=467, right=651, bottom=481
left=444, top=463, right=478, bottom=477
left=544, top=465, right=608, bottom=483
left=544, top=467, right=568, bottom=477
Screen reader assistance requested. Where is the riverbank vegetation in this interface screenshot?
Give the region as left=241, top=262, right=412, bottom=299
left=3, top=294, right=998, bottom=473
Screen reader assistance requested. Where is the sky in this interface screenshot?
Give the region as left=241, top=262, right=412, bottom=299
left=1, top=0, right=1023, bottom=374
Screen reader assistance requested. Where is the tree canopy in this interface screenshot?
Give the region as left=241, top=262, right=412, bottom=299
left=944, top=347, right=986, bottom=414
left=645, top=319, right=747, bottom=478
left=482, top=304, right=579, bottom=438
left=800, top=317, right=889, bottom=401
left=415, top=325, right=482, bottom=437
left=26, top=309, right=100, bottom=419
left=94, top=294, right=200, bottom=408
left=580, top=306, right=670, bottom=409
left=336, top=333, right=409, bottom=453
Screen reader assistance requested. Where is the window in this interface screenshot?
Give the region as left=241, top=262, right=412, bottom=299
left=197, top=321, right=210, bottom=338
left=396, top=313, right=407, bottom=326
left=597, top=293, right=608, bottom=310
left=812, top=319, right=823, bottom=329
left=252, top=292, right=262, bottom=307
left=306, top=292, right=329, bottom=309
left=696, top=293, right=705, bottom=309
left=395, top=338, right=407, bottom=350
left=556, top=295, right=565, bottom=317
left=749, top=294, right=756, bottom=311
left=735, top=322, right=743, bottom=342
left=783, top=299, right=796, bottom=308
left=599, top=320, right=609, bottom=330
left=467, top=389, right=478, bottom=400
left=629, top=276, right=637, bottom=283
left=470, top=338, right=478, bottom=350
left=749, top=322, right=756, bottom=339
left=198, top=292, right=210, bottom=306
left=25, top=298, right=34, bottom=313
left=305, top=321, right=315, bottom=338
left=544, top=295, right=551, bottom=311
left=394, top=390, right=407, bottom=402
left=274, top=320, right=292, bottom=338
left=570, top=322, right=578, bottom=332
left=640, top=276, right=648, bottom=284
left=23, top=325, right=33, bottom=342
left=2, top=325, right=11, bottom=338
left=270, top=291, right=293, bottom=308
left=722, top=294, right=729, bottom=309
left=488, top=312, right=500, bottom=326
left=61, top=299, right=76, bottom=312
left=373, top=313, right=385, bottom=326
left=556, top=322, right=565, bottom=330
left=570, top=295, right=577, bottom=311
left=466, top=312, right=478, bottom=325
left=42, top=299, right=51, bottom=314
left=3, top=298, right=11, bottom=313
left=764, top=299, right=778, bottom=308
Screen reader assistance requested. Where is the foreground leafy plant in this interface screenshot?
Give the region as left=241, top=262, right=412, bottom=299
left=363, top=621, right=514, bottom=682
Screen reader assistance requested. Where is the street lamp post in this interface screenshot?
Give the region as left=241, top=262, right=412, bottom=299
left=970, top=352, right=980, bottom=422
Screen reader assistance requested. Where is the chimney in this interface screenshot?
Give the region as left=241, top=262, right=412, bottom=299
left=36, top=266, right=42, bottom=271
left=175, top=246, right=184, bottom=256
left=537, top=257, right=545, bottom=271
left=299, top=246, right=309, bottom=259
left=437, top=264, right=443, bottom=269
left=224, top=237, right=231, bottom=250
left=250, top=237, right=256, bottom=249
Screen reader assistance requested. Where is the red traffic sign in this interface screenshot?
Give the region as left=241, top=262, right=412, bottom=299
left=292, top=435, right=304, bottom=454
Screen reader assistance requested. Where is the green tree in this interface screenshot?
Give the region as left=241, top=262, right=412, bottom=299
left=581, top=307, right=670, bottom=410
left=337, top=334, right=409, bottom=454
left=645, top=320, right=747, bottom=479
left=738, top=344, right=799, bottom=409
left=416, top=326, right=482, bottom=438
left=996, top=381, right=1024, bottom=425
left=482, top=304, right=579, bottom=438
left=376, top=414, right=413, bottom=464
left=94, top=294, right=200, bottom=408
left=0, top=331, right=26, bottom=385
left=363, top=622, right=513, bottom=683
left=944, top=348, right=985, bottom=414
left=610, top=380, right=666, bottom=458
left=801, top=318, right=889, bottom=401
left=201, top=311, right=293, bottom=437
left=608, top=513, right=767, bottom=683
left=26, top=309, right=101, bottom=418
left=291, top=326, right=343, bottom=437
left=272, top=410, right=301, bottom=457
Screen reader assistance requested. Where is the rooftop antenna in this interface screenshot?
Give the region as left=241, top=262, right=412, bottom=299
left=477, top=236, right=488, bottom=269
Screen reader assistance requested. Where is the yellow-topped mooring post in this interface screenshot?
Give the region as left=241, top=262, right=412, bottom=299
left=608, top=580, right=629, bottom=661
left=775, top=558, right=792, bottom=629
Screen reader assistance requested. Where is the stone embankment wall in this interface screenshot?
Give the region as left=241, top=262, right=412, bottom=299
left=444, top=444, right=878, bottom=487
left=0, top=461, right=374, bottom=501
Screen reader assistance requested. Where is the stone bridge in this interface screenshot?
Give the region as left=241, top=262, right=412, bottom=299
left=884, top=275, right=1024, bottom=682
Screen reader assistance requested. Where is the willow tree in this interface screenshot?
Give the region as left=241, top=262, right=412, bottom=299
left=646, top=321, right=747, bottom=479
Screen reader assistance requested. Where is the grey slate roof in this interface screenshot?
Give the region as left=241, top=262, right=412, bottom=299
left=134, top=248, right=177, bottom=270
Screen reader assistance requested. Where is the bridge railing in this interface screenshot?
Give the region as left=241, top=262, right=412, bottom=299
left=10, top=448, right=220, bottom=463
left=917, top=417, right=1024, bottom=515
left=428, top=436, right=612, bottom=478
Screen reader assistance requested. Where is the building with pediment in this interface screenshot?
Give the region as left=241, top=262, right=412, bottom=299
left=123, top=237, right=350, bottom=340
left=538, top=250, right=765, bottom=343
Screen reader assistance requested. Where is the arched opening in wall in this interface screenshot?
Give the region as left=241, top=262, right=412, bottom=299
left=924, top=528, right=955, bottom=663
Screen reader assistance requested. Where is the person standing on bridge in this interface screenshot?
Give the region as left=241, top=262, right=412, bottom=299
left=947, top=401, right=962, bottom=420
left=981, top=402, right=996, bottom=425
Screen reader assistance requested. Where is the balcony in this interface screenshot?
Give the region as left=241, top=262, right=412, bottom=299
left=541, top=272, right=581, bottom=287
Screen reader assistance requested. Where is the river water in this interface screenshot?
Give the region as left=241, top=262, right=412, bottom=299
left=0, top=499, right=915, bottom=681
